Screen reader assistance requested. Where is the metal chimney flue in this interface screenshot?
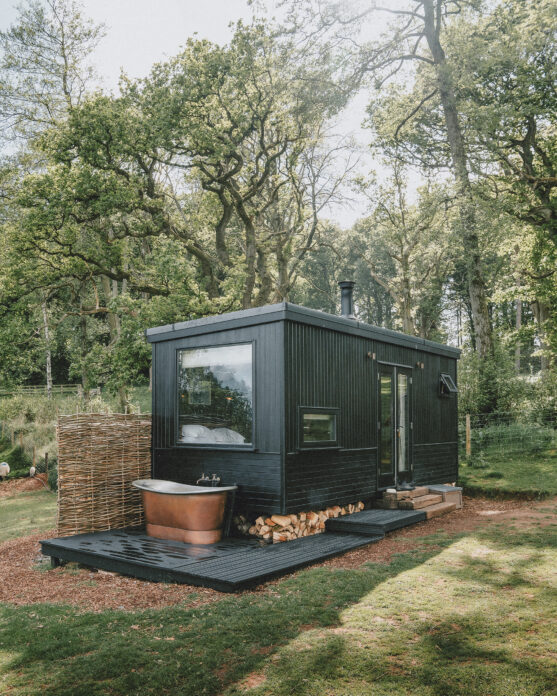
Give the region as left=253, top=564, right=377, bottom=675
left=339, top=280, right=356, bottom=319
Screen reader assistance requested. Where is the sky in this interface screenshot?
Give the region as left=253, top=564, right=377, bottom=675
left=0, top=0, right=402, bottom=227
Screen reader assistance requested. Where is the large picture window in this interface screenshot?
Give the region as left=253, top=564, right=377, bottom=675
left=177, top=343, right=253, bottom=446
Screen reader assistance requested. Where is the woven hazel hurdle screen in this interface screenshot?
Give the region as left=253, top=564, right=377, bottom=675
left=57, top=414, right=152, bottom=537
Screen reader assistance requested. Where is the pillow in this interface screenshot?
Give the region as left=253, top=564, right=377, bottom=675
left=181, top=424, right=213, bottom=442
left=211, top=427, right=245, bottom=444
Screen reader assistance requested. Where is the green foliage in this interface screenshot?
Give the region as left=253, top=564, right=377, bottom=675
left=449, top=0, right=557, bottom=244
left=459, top=341, right=557, bottom=420
left=458, top=346, right=522, bottom=415
left=463, top=452, right=489, bottom=469
left=350, top=165, right=455, bottom=338
left=0, top=0, right=104, bottom=142
left=0, top=394, right=60, bottom=424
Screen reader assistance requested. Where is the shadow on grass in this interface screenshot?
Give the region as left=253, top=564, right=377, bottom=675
left=0, top=543, right=453, bottom=696
left=228, top=528, right=556, bottom=696
left=246, top=613, right=556, bottom=696
left=1, top=524, right=555, bottom=696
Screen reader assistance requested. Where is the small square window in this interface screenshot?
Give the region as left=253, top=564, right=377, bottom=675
left=440, top=373, right=458, bottom=397
left=299, top=408, right=339, bottom=448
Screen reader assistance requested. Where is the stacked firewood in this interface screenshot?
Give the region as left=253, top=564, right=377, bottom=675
left=234, top=501, right=365, bottom=543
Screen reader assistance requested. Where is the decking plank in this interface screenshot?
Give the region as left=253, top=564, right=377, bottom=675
left=180, top=533, right=384, bottom=584
left=40, top=529, right=382, bottom=592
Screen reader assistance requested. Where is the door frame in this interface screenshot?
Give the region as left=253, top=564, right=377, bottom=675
left=376, top=362, right=413, bottom=489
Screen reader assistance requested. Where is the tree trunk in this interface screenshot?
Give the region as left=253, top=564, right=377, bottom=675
left=79, top=311, right=90, bottom=400
left=401, top=308, right=415, bottom=336
left=236, top=203, right=257, bottom=309
left=117, top=385, right=128, bottom=413
left=215, top=193, right=232, bottom=270
left=532, top=299, right=551, bottom=371
left=400, top=254, right=416, bottom=335
left=100, top=275, right=127, bottom=409
left=273, top=234, right=290, bottom=302
left=515, top=298, right=522, bottom=373
left=41, top=300, right=53, bottom=400
left=255, top=244, right=273, bottom=307
left=422, top=0, right=494, bottom=359
left=101, top=275, right=121, bottom=340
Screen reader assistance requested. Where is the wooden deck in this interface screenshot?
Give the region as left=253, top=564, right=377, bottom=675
left=40, top=528, right=382, bottom=592
left=40, top=508, right=429, bottom=592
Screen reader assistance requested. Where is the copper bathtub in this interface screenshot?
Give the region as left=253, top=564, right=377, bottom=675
left=132, top=479, right=237, bottom=544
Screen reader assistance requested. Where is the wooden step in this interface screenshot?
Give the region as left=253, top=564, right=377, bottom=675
left=374, top=498, right=399, bottom=510
left=327, top=508, right=426, bottom=535
left=384, top=486, right=429, bottom=501
left=424, top=501, right=457, bottom=519
left=399, top=494, right=443, bottom=510
left=428, top=485, right=463, bottom=509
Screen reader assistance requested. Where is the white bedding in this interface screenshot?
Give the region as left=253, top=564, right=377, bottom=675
left=180, top=424, right=245, bottom=444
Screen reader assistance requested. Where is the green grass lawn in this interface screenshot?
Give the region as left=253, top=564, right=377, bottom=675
left=0, top=489, right=57, bottom=543
left=0, top=514, right=555, bottom=695
left=459, top=449, right=557, bottom=498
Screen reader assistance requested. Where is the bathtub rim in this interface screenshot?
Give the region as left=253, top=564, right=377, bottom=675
left=132, top=478, right=238, bottom=495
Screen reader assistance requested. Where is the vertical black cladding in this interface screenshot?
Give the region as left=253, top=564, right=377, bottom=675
left=284, top=320, right=376, bottom=510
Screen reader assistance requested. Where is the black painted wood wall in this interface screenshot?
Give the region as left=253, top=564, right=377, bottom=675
left=283, top=320, right=458, bottom=510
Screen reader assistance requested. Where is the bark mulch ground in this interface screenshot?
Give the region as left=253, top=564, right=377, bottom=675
left=0, top=490, right=552, bottom=613
left=0, top=476, right=46, bottom=498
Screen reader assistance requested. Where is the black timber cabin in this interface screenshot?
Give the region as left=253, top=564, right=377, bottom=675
left=146, top=283, right=460, bottom=517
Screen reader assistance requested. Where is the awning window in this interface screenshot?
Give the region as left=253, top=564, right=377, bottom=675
left=440, top=373, right=458, bottom=397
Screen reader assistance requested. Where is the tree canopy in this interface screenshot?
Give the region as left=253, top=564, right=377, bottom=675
left=0, top=0, right=555, bottom=416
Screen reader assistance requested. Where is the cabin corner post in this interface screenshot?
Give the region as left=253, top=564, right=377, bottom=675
left=279, top=320, right=288, bottom=515
left=150, top=342, right=156, bottom=477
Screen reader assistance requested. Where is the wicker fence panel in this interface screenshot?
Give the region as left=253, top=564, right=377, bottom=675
left=57, top=414, right=152, bottom=536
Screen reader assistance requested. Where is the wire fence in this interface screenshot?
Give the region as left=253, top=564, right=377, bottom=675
left=459, top=412, right=557, bottom=460
left=0, top=420, right=51, bottom=476
left=0, top=384, right=99, bottom=397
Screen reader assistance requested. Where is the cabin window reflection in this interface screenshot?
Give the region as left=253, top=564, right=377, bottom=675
left=300, top=409, right=338, bottom=447
left=177, top=344, right=253, bottom=446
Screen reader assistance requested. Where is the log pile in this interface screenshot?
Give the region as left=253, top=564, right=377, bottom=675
left=234, top=501, right=365, bottom=543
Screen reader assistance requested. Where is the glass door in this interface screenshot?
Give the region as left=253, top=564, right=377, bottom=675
left=377, top=365, right=412, bottom=488
left=378, top=366, right=395, bottom=488
left=396, top=369, right=412, bottom=486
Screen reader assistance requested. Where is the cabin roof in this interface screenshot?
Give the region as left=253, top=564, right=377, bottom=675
left=145, top=302, right=460, bottom=358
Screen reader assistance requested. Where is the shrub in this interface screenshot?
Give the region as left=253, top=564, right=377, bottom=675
left=0, top=395, right=31, bottom=422
left=464, top=452, right=489, bottom=469
left=0, top=445, right=32, bottom=473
